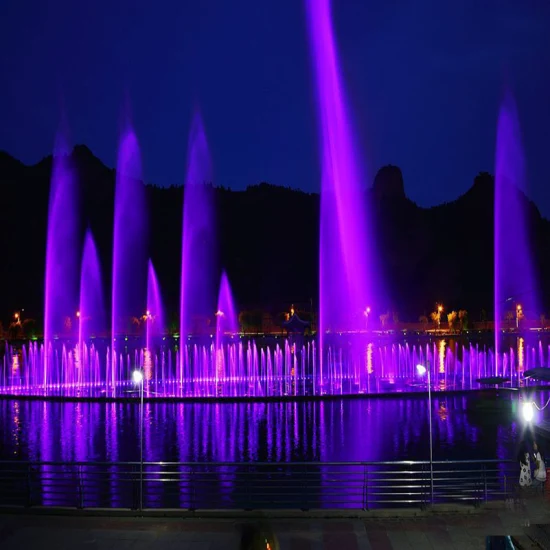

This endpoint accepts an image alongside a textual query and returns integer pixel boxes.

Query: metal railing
[0,459,517,511]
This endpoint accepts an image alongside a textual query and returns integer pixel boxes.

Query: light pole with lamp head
[132,369,144,510]
[417,363,433,505]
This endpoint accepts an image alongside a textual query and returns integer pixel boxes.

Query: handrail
[0,459,515,466]
[0,459,518,512]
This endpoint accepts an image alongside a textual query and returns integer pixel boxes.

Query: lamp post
[132,369,144,510]
[437,305,443,331]
[417,364,433,505]
[516,304,522,330]
[364,307,371,330]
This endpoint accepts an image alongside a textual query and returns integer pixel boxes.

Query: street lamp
[417,363,434,505]
[364,307,371,330]
[132,369,144,510]
[437,305,443,331]
[522,401,534,423]
[516,304,522,330]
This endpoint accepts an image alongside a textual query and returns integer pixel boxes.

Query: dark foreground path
[1,497,550,550]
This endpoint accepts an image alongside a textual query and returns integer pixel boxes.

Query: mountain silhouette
[1,146,549,330]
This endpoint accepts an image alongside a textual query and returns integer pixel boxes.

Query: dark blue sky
[1,0,550,214]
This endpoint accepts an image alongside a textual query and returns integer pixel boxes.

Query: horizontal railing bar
[0,459,515,466]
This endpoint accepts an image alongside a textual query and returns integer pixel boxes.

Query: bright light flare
[132,370,144,384]
[416,364,427,375]
[522,401,534,422]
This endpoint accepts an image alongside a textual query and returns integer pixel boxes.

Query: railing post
[190,467,196,511]
[139,462,144,512]
[363,464,369,510]
[430,461,434,506]
[26,464,33,508]
[77,465,84,509]
[484,464,488,504]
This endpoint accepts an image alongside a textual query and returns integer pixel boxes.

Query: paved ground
[1,496,550,550]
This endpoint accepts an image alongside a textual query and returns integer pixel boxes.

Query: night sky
[1,0,550,214]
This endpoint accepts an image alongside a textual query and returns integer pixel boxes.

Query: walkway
[1,497,549,549]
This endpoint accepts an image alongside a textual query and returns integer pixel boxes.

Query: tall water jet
[494,90,540,369]
[306,0,377,390]
[78,229,105,349]
[111,125,148,381]
[215,271,239,346]
[179,111,216,342]
[146,259,165,351]
[44,131,79,383]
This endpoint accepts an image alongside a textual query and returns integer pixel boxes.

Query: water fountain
[145,259,165,351]
[77,230,105,384]
[494,90,540,372]
[305,0,382,392]
[111,124,148,389]
[44,130,79,385]
[79,230,105,345]
[1,6,548,401]
[179,110,216,340]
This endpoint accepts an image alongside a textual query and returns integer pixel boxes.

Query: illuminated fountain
[1,7,549,400]
[178,110,217,394]
[111,124,148,391]
[145,260,165,352]
[44,130,79,385]
[305,0,382,392]
[2,336,550,398]
[494,90,540,372]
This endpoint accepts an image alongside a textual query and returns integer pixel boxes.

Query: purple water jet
[179,112,216,343]
[78,229,105,348]
[306,0,379,392]
[44,133,79,384]
[494,90,540,368]
[215,271,239,346]
[146,259,165,350]
[111,125,148,381]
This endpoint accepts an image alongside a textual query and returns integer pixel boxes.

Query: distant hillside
[1,146,549,327]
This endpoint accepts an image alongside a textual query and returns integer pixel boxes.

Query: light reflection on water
[0,392,539,464]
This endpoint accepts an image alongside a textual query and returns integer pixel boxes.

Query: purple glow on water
[494,90,540,367]
[179,111,216,342]
[78,230,105,347]
[111,126,148,371]
[0,391,532,507]
[146,259,165,350]
[44,132,79,384]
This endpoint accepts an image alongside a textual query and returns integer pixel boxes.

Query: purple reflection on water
[0,395,523,463]
[0,394,529,508]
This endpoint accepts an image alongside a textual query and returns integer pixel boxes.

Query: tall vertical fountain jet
[494,90,540,369]
[179,111,216,337]
[111,123,148,382]
[305,1,375,338]
[79,229,105,347]
[44,130,79,384]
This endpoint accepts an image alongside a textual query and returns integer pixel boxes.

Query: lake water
[0,390,541,464]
